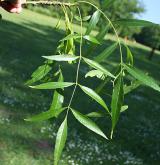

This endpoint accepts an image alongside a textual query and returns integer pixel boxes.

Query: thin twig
[23,1,77,7]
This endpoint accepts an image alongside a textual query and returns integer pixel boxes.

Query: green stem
[78,1,123,70]
[67,7,83,112]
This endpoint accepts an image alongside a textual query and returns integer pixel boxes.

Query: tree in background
[134,25,160,60]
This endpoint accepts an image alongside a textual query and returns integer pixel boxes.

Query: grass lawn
[0,9,160,165]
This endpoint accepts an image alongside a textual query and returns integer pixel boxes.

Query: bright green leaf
[24,108,66,122]
[126,46,134,66]
[60,34,80,42]
[71,109,108,139]
[83,35,100,44]
[30,82,74,89]
[86,112,105,118]
[54,117,67,165]
[85,70,105,80]
[79,85,110,114]
[121,105,128,113]
[86,10,101,35]
[42,55,79,61]
[94,43,118,63]
[83,57,115,78]
[124,64,160,92]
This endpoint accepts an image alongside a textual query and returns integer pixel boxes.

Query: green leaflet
[79,85,110,114]
[126,46,134,66]
[94,42,118,63]
[96,24,110,42]
[25,64,52,85]
[49,72,64,117]
[86,112,105,118]
[29,82,74,90]
[111,74,124,138]
[71,109,108,139]
[83,35,100,44]
[120,105,128,113]
[54,117,68,165]
[75,15,91,22]
[60,34,81,42]
[124,64,160,92]
[85,10,101,35]
[42,55,79,62]
[83,57,115,78]
[114,19,155,27]
[85,69,105,80]
[24,108,66,122]
[124,80,142,94]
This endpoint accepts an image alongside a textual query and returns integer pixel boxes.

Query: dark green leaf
[114,19,155,27]
[24,108,66,122]
[54,117,67,165]
[83,57,115,78]
[42,55,79,61]
[25,64,52,85]
[49,72,64,117]
[79,85,110,114]
[71,109,108,139]
[111,74,124,138]
[30,82,74,89]
[83,35,100,44]
[86,10,101,35]
[124,64,160,92]
[96,24,110,42]
[94,43,118,63]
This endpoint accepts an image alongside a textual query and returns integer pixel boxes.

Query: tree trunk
[148,47,156,60]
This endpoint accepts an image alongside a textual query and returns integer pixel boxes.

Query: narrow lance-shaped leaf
[83,35,100,44]
[85,70,105,80]
[121,105,128,113]
[54,117,68,165]
[29,82,74,90]
[42,55,79,62]
[114,19,155,27]
[111,74,124,138]
[86,112,105,118]
[96,24,110,42]
[79,85,110,114]
[86,10,101,35]
[124,64,160,92]
[24,108,66,122]
[25,64,52,85]
[83,57,115,78]
[49,72,64,117]
[126,46,134,66]
[94,42,118,63]
[124,80,142,95]
[60,34,81,42]
[71,109,108,139]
